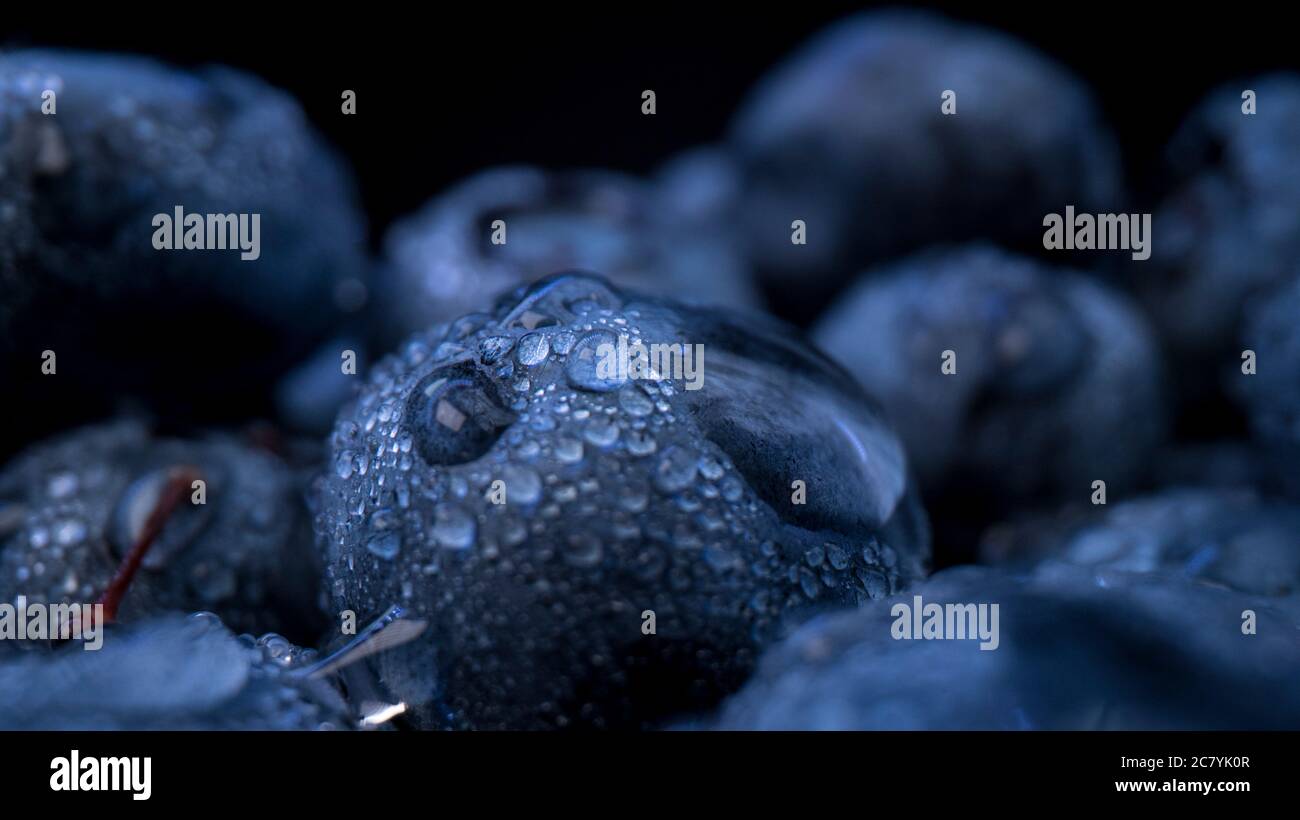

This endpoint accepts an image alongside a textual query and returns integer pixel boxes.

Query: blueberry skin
[0,50,370,435]
[1234,276,1300,496]
[981,488,1300,597]
[710,565,1300,730]
[0,420,325,642]
[371,166,763,353]
[1137,73,1300,405]
[813,245,1166,508]
[317,273,930,729]
[0,613,350,730]
[728,10,1122,318]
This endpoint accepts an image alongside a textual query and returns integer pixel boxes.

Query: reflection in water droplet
[565,330,626,393]
[515,332,551,367]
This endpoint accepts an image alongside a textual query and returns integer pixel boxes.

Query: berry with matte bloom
[371,166,762,353]
[728,10,1122,320]
[813,245,1165,510]
[0,613,350,730]
[981,488,1300,597]
[316,273,930,729]
[1137,74,1300,406]
[709,565,1300,729]
[1233,275,1300,497]
[0,50,370,446]
[0,420,325,642]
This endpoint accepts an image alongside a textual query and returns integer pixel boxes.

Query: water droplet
[335,450,355,479]
[618,389,654,417]
[501,465,542,504]
[626,430,657,457]
[698,457,724,481]
[433,505,477,550]
[515,332,551,367]
[555,437,585,464]
[654,446,698,493]
[583,420,620,448]
[564,533,603,567]
[480,335,515,364]
[565,330,626,393]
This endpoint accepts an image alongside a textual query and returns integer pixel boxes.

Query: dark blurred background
[4,3,1295,250]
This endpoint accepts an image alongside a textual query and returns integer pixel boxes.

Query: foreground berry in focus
[317,273,930,729]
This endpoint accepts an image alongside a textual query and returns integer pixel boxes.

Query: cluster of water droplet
[316,272,929,729]
[0,420,323,641]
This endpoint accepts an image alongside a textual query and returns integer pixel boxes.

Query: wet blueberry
[709,565,1300,729]
[316,272,930,729]
[727,10,1123,320]
[371,166,762,352]
[0,420,325,641]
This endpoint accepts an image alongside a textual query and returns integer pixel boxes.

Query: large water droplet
[565,330,626,393]
[515,332,551,367]
[501,465,542,504]
[409,362,517,466]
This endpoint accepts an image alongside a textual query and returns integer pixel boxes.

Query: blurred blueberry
[981,488,1300,597]
[316,272,929,729]
[0,50,371,449]
[1233,275,1300,496]
[1137,73,1300,408]
[710,565,1300,729]
[728,10,1123,320]
[0,613,349,730]
[371,166,762,353]
[813,245,1166,515]
[0,420,325,642]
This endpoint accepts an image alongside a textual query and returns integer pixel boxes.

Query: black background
[4,3,1297,248]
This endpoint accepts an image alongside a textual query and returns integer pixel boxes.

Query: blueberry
[981,488,1300,597]
[0,613,350,730]
[1137,73,1300,408]
[371,166,763,353]
[0,420,325,641]
[710,565,1300,729]
[316,272,929,729]
[1233,275,1300,496]
[728,10,1122,320]
[813,245,1165,525]
[0,50,370,448]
